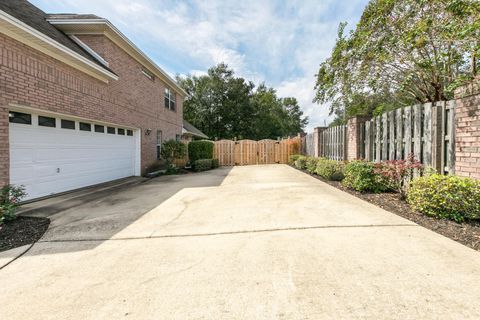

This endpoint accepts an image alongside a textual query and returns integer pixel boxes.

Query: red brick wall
[346,116,370,161]
[454,79,480,179]
[0,32,183,184]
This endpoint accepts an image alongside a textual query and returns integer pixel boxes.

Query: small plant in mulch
[408,174,480,223]
[0,185,27,225]
[374,154,423,199]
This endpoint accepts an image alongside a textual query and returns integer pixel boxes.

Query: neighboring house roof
[182,120,208,139]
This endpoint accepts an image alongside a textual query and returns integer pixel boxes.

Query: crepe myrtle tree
[315,0,480,124]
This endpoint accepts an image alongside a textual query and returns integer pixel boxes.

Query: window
[118,128,125,135]
[107,127,115,134]
[79,122,91,131]
[156,130,162,160]
[176,134,181,142]
[38,116,56,127]
[9,111,31,124]
[164,87,176,111]
[61,119,75,130]
[127,129,133,136]
[142,68,154,81]
[94,125,104,133]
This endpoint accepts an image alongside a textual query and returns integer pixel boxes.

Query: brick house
[0,1,186,200]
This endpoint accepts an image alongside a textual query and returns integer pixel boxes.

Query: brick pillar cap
[455,76,480,99]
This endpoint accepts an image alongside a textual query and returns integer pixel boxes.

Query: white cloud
[32,0,369,131]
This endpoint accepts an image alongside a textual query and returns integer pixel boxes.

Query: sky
[31,0,369,132]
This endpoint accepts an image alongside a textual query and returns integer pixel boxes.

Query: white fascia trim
[48,19,187,96]
[69,35,109,67]
[0,10,118,81]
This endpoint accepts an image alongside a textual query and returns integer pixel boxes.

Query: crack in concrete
[38,223,419,243]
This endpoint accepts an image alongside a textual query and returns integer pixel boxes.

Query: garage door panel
[10,147,34,165]
[10,113,138,200]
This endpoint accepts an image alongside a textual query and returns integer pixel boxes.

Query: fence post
[454,78,480,179]
[314,127,327,157]
[346,116,370,161]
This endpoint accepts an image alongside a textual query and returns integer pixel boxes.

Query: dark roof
[183,120,208,139]
[46,13,103,20]
[0,1,112,72]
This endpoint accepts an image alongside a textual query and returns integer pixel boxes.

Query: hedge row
[193,158,219,172]
[289,154,480,223]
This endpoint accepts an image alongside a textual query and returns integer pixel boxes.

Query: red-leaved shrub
[374,154,423,198]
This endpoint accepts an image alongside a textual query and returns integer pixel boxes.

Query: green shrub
[288,154,301,165]
[407,174,480,222]
[294,156,308,170]
[316,159,345,181]
[0,185,27,224]
[160,140,186,167]
[193,159,213,172]
[188,140,214,163]
[212,159,220,169]
[342,160,388,193]
[306,157,320,173]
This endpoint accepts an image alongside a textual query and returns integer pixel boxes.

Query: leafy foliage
[188,140,214,163]
[193,159,214,172]
[177,63,308,139]
[374,155,423,198]
[407,174,480,222]
[288,154,302,165]
[315,0,480,124]
[306,157,320,174]
[315,159,345,181]
[160,140,187,167]
[0,185,27,224]
[342,160,388,193]
[294,156,308,170]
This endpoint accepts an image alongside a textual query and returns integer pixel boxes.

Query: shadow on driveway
[15,167,232,256]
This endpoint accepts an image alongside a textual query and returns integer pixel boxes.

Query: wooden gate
[258,139,277,164]
[214,137,301,166]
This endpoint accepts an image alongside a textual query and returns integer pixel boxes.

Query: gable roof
[0,1,108,70]
[47,14,187,96]
[183,120,208,139]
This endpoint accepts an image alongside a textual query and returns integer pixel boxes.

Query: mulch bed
[295,167,480,252]
[0,216,50,252]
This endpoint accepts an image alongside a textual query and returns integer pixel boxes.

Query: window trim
[61,119,75,130]
[156,129,162,160]
[38,115,56,128]
[164,87,176,111]
[9,111,32,125]
[79,122,92,131]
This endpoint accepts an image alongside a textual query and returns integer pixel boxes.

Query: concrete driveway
[1,165,480,319]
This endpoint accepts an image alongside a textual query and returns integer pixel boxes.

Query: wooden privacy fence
[214,137,301,166]
[315,100,456,174]
[362,101,455,174]
[318,125,347,161]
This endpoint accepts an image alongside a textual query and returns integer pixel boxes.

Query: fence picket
[404,106,412,159]
[396,108,403,160]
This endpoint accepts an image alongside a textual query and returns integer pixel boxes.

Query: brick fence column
[0,105,9,187]
[454,78,480,180]
[346,116,370,161]
[313,126,327,157]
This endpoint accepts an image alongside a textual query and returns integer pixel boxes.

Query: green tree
[315,0,480,124]
[177,64,308,139]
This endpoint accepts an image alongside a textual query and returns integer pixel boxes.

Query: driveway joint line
[38,223,419,243]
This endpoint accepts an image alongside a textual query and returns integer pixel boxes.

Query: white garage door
[9,110,139,201]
